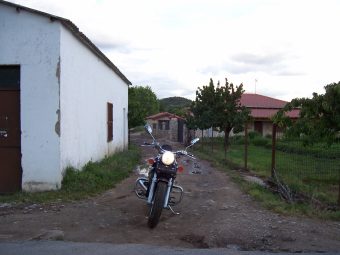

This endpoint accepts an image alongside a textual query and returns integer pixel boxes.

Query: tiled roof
[241,93,300,119]
[240,93,288,108]
[146,112,185,120]
[250,108,300,119]
[0,0,131,86]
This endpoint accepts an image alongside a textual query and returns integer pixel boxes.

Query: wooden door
[254,121,263,136]
[0,66,21,193]
[178,119,184,143]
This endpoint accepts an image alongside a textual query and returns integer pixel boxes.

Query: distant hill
[159,97,192,113]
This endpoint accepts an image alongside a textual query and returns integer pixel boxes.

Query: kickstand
[168,205,180,215]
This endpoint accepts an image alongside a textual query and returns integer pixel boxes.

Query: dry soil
[1,132,340,252]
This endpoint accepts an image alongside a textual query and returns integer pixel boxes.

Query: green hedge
[272,140,340,159]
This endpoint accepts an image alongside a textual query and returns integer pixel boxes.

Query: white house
[0,1,131,192]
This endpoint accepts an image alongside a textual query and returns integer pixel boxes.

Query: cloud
[8,0,340,102]
[231,53,284,66]
[94,40,132,53]
[199,52,304,77]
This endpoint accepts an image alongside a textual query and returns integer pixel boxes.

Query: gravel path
[0,132,340,252]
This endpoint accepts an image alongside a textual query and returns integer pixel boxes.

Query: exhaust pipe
[134,177,148,199]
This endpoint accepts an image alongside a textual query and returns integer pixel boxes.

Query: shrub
[252,137,269,146]
[248,131,261,139]
[265,134,272,139]
[230,135,244,145]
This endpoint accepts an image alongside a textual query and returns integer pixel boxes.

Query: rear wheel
[148,181,167,228]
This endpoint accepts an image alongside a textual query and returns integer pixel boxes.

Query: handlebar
[175,150,196,160]
[141,143,196,159]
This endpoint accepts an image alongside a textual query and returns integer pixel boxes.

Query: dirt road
[1,133,340,252]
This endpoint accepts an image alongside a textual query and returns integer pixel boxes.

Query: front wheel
[148,181,167,228]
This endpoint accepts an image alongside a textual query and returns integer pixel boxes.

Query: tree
[191,79,218,149]
[192,78,250,158]
[274,81,340,145]
[214,78,250,159]
[128,86,159,129]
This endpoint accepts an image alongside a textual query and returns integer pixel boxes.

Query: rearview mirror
[144,124,152,134]
[191,138,199,145]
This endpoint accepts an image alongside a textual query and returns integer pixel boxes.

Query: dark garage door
[0,66,22,193]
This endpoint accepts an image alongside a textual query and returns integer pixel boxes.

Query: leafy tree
[184,112,198,145]
[128,86,159,129]
[192,78,250,158]
[274,81,340,145]
[191,79,218,148]
[214,78,250,159]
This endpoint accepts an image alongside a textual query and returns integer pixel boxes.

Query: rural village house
[156,93,300,141]
[146,112,187,143]
[240,93,299,136]
[0,1,131,192]
[169,93,299,139]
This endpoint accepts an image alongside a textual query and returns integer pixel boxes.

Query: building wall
[146,118,179,142]
[247,121,273,137]
[0,6,62,191]
[59,25,128,172]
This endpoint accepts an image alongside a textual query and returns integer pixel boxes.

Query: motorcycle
[134,124,199,228]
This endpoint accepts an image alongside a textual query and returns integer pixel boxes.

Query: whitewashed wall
[0,4,128,191]
[59,26,128,172]
[0,6,62,191]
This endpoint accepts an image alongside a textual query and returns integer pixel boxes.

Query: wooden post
[244,122,248,170]
[128,128,131,145]
[271,124,277,178]
[338,169,340,207]
[211,127,214,152]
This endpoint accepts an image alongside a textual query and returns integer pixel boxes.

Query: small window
[0,65,20,90]
[165,121,170,130]
[158,120,163,130]
[153,123,157,130]
[158,120,170,130]
[107,102,113,142]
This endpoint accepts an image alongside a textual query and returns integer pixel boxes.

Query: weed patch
[0,145,140,204]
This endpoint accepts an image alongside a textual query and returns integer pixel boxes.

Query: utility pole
[254,79,258,94]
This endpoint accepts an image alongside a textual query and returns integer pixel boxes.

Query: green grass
[0,145,140,204]
[196,139,340,220]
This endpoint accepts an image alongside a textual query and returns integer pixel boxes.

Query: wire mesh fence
[195,126,340,206]
[274,134,340,207]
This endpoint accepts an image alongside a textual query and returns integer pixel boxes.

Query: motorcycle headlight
[161,151,175,165]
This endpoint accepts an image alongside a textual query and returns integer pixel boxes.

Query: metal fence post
[338,169,340,207]
[244,122,248,170]
[271,123,277,178]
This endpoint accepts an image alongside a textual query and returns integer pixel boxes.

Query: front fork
[147,172,157,204]
[147,172,173,209]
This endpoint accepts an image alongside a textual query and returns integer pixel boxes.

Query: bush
[275,140,340,159]
[248,131,261,139]
[265,134,272,139]
[230,135,244,145]
[252,137,269,146]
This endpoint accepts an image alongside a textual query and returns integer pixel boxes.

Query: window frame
[107,102,113,142]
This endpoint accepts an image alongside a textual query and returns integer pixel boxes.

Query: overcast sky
[8,0,340,101]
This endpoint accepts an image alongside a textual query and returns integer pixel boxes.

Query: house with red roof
[146,93,299,142]
[146,112,186,143]
[240,93,300,136]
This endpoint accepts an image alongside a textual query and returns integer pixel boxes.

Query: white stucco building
[0,1,131,192]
